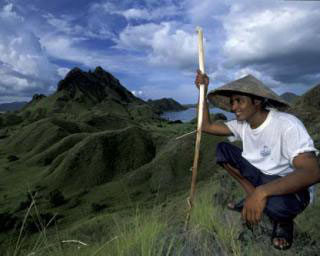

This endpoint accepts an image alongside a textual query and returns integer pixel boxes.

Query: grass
[7,201,183,256]
[3,176,320,256]
[106,207,181,256]
[188,180,242,256]
[0,176,238,255]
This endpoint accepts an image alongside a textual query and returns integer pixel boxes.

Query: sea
[161,107,235,122]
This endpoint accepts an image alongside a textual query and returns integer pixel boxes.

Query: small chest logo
[260,145,271,157]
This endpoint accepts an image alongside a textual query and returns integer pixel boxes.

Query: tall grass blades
[189,184,242,256]
[105,207,183,256]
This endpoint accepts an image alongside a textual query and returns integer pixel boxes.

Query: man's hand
[195,69,209,90]
[242,187,268,225]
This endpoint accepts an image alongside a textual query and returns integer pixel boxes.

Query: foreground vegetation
[2,173,320,256]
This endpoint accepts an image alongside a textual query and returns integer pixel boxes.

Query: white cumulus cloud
[0,3,59,103]
[222,3,320,64]
[117,22,198,70]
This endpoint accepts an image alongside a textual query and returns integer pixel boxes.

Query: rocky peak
[32,94,46,101]
[56,66,142,104]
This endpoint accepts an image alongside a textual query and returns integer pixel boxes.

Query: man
[195,71,320,250]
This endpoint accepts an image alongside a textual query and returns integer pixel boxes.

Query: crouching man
[195,71,320,250]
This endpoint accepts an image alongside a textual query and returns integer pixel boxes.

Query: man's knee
[216,142,231,154]
[265,195,307,221]
[216,142,233,163]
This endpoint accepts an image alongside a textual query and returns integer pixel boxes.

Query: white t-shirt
[225,108,318,200]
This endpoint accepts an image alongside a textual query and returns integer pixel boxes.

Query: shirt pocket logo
[260,145,271,157]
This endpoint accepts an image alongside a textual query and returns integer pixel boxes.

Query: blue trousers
[216,142,310,221]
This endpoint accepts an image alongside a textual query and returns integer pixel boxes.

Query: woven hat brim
[207,75,291,112]
[207,90,290,112]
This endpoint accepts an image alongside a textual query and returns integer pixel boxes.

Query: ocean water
[161,107,235,122]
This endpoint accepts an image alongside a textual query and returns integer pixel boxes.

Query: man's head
[230,93,266,122]
[207,75,290,113]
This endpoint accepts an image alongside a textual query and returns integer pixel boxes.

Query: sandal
[271,220,294,250]
[227,199,245,212]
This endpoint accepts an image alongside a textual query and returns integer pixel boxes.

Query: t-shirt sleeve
[282,124,319,166]
[225,120,243,142]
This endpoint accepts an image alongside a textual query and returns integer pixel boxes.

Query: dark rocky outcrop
[57,67,143,105]
[32,94,46,101]
[18,66,157,122]
[147,98,187,114]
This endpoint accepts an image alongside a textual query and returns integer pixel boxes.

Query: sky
[0,0,320,104]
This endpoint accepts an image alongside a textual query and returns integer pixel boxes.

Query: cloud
[116,22,198,70]
[40,33,149,75]
[95,1,181,21]
[221,2,320,84]
[121,8,150,20]
[0,3,59,103]
[57,67,70,78]
[44,13,84,35]
[131,90,147,100]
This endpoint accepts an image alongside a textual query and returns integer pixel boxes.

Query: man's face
[230,94,257,121]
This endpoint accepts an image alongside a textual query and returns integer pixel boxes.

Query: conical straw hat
[207,74,290,112]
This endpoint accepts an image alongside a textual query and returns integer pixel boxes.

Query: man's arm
[259,152,320,196]
[243,152,320,224]
[195,70,233,136]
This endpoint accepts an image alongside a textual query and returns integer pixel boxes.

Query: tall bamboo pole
[185,26,206,230]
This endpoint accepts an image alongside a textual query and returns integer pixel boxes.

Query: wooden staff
[185,26,206,230]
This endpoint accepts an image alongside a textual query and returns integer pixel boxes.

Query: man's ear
[253,99,264,110]
[253,99,262,106]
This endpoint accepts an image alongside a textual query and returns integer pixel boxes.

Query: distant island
[147,98,187,114]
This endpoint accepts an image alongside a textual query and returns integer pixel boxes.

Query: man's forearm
[258,167,320,198]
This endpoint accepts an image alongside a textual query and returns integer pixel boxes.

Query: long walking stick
[185,27,206,230]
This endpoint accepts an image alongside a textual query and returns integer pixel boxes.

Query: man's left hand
[241,187,267,225]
